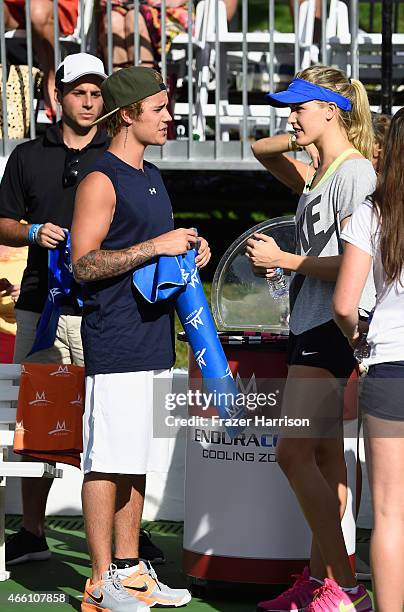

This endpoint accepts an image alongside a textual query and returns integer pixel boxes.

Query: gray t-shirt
[289,158,377,335]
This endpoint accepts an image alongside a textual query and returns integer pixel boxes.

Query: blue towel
[133,250,246,437]
[29,233,81,356]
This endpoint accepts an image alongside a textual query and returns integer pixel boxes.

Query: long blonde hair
[297,65,374,160]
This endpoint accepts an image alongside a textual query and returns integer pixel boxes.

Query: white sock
[310,576,324,585]
[341,585,360,594]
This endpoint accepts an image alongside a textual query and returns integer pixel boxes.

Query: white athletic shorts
[82,369,172,474]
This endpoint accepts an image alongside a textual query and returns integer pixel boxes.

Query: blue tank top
[81,151,175,375]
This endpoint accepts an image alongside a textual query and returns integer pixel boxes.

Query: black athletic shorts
[360,361,404,422]
[287,320,356,380]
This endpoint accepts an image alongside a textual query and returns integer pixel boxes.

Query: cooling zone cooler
[181,217,358,585]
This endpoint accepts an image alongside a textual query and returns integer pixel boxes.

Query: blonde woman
[247,66,376,611]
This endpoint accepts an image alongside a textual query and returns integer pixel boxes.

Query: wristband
[33,224,42,244]
[28,223,43,245]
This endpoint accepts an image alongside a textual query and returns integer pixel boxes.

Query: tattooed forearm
[73,240,156,282]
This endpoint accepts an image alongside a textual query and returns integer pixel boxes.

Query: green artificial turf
[1,518,373,612]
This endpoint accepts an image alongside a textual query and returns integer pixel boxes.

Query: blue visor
[266,78,352,111]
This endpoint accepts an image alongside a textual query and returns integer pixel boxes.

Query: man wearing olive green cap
[93,65,169,125]
[70,67,211,612]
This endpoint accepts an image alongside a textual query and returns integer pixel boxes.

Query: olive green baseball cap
[92,66,167,125]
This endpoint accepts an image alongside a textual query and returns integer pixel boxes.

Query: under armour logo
[149,188,157,195]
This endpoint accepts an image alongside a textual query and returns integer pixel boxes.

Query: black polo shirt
[0,123,110,314]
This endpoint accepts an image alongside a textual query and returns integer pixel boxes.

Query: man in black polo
[0,52,108,565]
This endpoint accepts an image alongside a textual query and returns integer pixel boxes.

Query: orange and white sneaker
[82,564,150,612]
[118,560,191,608]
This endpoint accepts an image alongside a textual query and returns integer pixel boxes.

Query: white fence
[0,0,403,168]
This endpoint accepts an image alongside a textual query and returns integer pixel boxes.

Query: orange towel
[14,363,84,468]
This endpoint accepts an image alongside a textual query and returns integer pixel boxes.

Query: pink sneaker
[257,567,319,611]
[305,578,374,611]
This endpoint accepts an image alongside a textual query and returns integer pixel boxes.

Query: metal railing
[0,0,396,169]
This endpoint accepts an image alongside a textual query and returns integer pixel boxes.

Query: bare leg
[289,0,321,43]
[125,10,155,66]
[4,4,20,29]
[277,365,355,587]
[309,436,348,580]
[30,0,57,116]
[355,443,363,518]
[82,473,117,583]
[289,0,321,20]
[100,9,129,69]
[21,467,53,537]
[114,474,146,559]
[365,416,404,612]
[223,0,238,22]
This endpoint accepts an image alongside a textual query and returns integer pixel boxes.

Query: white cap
[56,53,107,85]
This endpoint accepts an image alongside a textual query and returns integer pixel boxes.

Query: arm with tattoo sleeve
[73,240,156,282]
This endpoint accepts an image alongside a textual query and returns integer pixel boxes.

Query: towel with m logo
[13,363,84,468]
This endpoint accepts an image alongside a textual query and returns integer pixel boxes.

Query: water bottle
[190,227,200,251]
[267,267,288,300]
[353,309,374,363]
